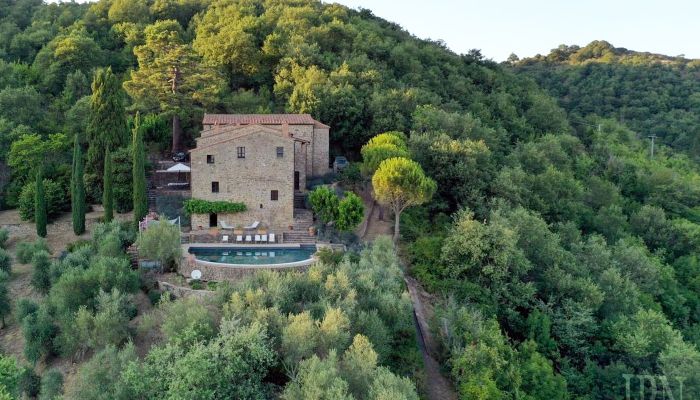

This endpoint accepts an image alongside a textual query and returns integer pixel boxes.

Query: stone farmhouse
[189,114,330,232]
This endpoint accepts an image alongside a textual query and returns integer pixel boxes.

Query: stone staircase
[282,209,316,244]
[293,192,306,209]
[147,188,157,212]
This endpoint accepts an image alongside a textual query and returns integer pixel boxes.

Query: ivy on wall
[183,198,247,215]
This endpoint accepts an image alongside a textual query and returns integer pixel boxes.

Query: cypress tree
[86,67,128,180]
[71,133,86,235]
[132,112,148,225]
[103,148,114,222]
[35,170,47,238]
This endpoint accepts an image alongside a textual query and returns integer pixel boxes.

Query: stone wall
[312,127,330,176]
[158,281,214,300]
[179,254,311,281]
[191,130,295,231]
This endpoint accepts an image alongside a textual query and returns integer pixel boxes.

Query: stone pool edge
[179,243,318,281]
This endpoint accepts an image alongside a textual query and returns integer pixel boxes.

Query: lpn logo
[623,374,685,400]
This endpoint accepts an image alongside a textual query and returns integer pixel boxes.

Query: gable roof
[190,124,302,153]
[203,114,330,129]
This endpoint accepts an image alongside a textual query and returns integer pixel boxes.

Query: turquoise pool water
[188,246,316,265]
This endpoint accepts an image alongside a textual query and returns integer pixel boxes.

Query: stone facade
[190,115,330,231]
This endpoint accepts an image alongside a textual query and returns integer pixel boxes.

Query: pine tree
[35,170,47,238]
[103,148,114,223]
[123,20,224,153]
[71,133,86,235]
[86,67,128,180]
[132,113,148,225]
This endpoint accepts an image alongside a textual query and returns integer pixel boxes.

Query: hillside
[0,1,700,400]
[513,40,700,156]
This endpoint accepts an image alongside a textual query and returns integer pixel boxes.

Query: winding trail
[357,190,458,400]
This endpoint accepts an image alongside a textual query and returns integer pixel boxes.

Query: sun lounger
[268,233,275,243]
[245,235,252,243]
[236,235,243,243]
[261,234,268,243]
[222,235,229,242]
[254,234,261,243]
[220,221,235,230]
[245,221,260,230]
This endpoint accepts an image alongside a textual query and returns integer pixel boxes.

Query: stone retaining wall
[158,281,214,300]
[179,254,311,281]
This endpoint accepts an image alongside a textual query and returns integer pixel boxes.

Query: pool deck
[182,243,308,250]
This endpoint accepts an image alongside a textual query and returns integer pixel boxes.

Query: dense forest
[514,40,700,157]
[0,0,699,399]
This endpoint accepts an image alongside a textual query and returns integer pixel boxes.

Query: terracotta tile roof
[203,114,330,129]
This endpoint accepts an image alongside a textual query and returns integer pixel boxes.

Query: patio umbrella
[166,163,190,182]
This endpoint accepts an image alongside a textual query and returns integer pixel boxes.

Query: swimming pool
[188,246,316,266]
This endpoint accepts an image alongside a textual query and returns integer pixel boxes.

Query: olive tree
[136,218,181,270]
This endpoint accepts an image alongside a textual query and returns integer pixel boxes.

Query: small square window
[271,190,278,201]
[276,147,284,158]
[211,181,219,193]
[237,147,245,158]
[206,155,215,164]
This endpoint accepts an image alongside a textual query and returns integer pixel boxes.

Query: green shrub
[339,162,363,190]
[0,229,8,249]
[0,249,11,274]
[190,280,204,290]
[31,251,52,294]
[66,239,91,253]
[136,219,181,270]
[309,186,339,224]
[160,296,215,346]
[15,299,38,322]
[336,192,364,231]
[21,304,57,364]
[0,353,20,398]
[18,367,40,398]
[183,198,247,215]
[147,289,162,305]
[38,369,63,400]
[18,179,69,221]
[317,248,345,265]
[15,239,49,264]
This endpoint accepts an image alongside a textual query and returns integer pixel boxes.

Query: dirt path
[355,189,457,399]
[356,187,392,242]
[405,275,458,400]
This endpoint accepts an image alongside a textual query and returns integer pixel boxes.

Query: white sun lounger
[220,221,235,229]
[236,235,243,243]
[245,221,260,230]
[268,233,275,243]
[222,235,229,242]
[261,234,267,243]
[254,234,261,243]
[245,235,252,243]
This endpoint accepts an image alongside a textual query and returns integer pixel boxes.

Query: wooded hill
[513,40,700,157]
[1,1,700,399]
